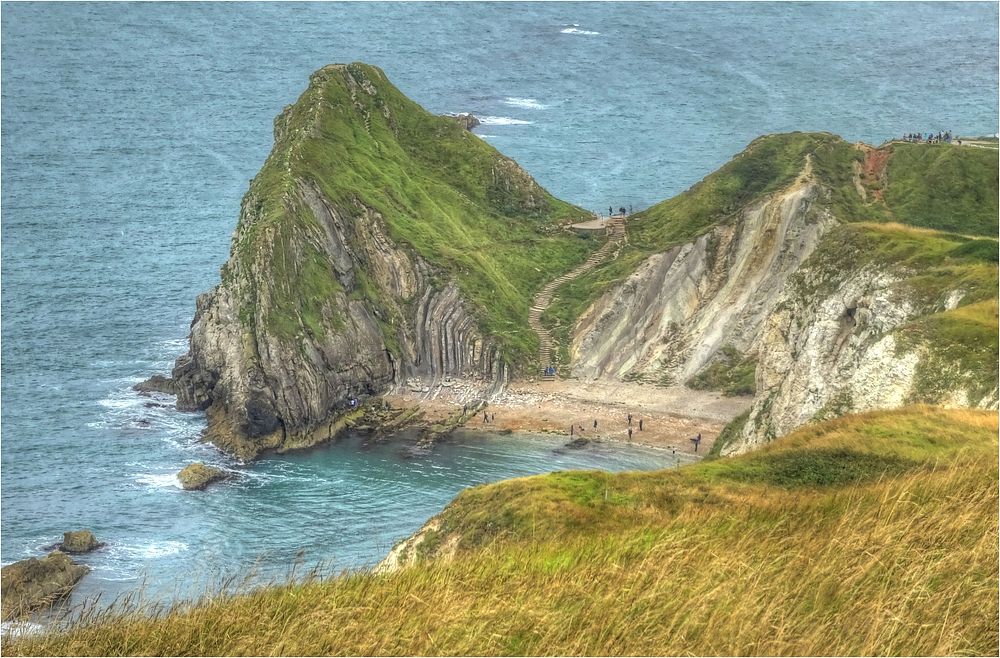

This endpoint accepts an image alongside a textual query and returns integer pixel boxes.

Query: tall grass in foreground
[6,407,997,656]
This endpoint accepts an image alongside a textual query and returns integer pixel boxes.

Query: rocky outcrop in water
[169,198,508,460]
[133,375,176,396]
[446,113,480,131]
[59,530,102,554]
[177,463,229,490]
[1,552,89,620]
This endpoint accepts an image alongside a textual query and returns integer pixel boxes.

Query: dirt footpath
[385,379,751,456]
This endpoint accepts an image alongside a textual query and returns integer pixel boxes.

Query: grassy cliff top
[229,63,592,364]
[7,406,996,656]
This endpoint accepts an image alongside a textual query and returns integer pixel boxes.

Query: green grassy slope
[8,407,996,656]
[884,143,999,235]
[231,63,592,365]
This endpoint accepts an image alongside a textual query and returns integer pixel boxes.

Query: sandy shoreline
[386,378,751,457]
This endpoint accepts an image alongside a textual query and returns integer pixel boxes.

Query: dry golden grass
[859,220,1000,243]
[5,407,997,656]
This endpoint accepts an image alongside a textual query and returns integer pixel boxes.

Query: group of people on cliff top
[603,205,632,218]
[900,131,953,144]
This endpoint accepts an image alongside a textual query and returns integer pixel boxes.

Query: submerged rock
[177,463,229,491]
[59,530,102,554]
[133,374,176,395]
[1,551,89,620]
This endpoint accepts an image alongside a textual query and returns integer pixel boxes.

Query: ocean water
[2,2,997,613]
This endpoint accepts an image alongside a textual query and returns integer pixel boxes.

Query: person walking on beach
[483,411,488,424]
[628,427,633,441]
[639,419,643,431]
[491,413,495,422]
[627,413,632,426]
[593,419,598,429]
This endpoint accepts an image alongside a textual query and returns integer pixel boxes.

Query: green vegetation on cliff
[884,142,999,235]
[688,345,757,396]
[230,63,591,365]
[899,299,998,405]
[9,407,996,656]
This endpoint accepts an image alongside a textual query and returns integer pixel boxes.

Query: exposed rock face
[572,158,830,385]
[375,518,460,574]
[172,193,509,459]
[59,530,101,554]
[1,552,89,620]
[568,145,996,453]
[166,64,519,460]
[133,375,176,395]
[727,252,997,455]
[446,113,480,130]
[177,462,229,491]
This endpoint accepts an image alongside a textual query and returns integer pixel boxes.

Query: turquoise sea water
[2,2,998,612]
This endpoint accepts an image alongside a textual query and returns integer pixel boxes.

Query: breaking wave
[503,97,548,110]
[561,26,600,35]
[478,116,532,126]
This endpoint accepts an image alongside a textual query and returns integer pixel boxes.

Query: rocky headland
[145,63,591,460]
[142,62,997,462]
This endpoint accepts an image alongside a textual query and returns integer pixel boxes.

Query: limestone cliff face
[571,158,830,385]
[726,236,998,455]
[172,184,508,460]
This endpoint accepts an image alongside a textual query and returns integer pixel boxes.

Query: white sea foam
[91,572,141,582]
[503,97,548,110]
[478,116,532,126]
[123,540,189,559]
[134,472,183,489]
[561,27,600,35]
[99,395,143,410]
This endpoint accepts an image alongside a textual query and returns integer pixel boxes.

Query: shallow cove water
[2,3,998,615]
